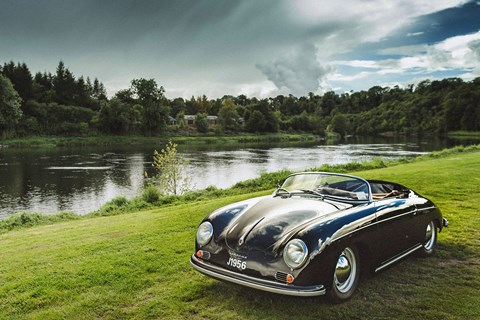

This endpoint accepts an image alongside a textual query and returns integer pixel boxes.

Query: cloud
[468,39,480,60]
[333,31,480,84]
[407,32,425,37]
[0,0,475,98]
[256,44,334,96]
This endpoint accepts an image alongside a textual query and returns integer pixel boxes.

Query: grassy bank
[448,131,480,139]
[0,148,479,319]
[0,133,320,148]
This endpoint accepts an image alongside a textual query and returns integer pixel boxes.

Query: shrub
[142,185,162,204]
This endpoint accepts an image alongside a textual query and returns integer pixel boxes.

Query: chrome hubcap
[334,247,356,293]
[424,221,436,250]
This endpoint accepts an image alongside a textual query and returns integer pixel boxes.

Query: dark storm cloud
[0,0,477,97]
[0,0,314,96]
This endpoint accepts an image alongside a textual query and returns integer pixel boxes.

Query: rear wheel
[328,246,360,303]
[419,220,437,257]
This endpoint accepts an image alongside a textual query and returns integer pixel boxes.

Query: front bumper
[190,254,326,297]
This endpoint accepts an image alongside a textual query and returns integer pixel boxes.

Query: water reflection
[0,136,472,218]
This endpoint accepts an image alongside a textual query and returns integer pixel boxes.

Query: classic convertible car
[190,172,448,302]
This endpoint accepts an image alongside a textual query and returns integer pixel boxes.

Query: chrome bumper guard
[190,255,326,297]
[443,218,449,228]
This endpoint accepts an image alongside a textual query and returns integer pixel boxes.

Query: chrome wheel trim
[334,247,357,294]
[424,221,436,251]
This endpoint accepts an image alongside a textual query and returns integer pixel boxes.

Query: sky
[1,0,480,99]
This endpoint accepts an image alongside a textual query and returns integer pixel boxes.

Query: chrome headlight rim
[283,239,308,270]
[196,221,213,246]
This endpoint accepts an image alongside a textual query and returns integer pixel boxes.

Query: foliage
[217,98,241,132]
[245,110,266,132]
[149,140,193,195]
[194,112,209,133]
[0,73,22,137]
[141,184,162,204]
[0,211,78,233]
[1,59,480,139]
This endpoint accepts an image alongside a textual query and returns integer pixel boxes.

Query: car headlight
[196,221,213,246]
[283,239,308,269]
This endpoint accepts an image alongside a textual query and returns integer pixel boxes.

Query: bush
[142,185,162,204]
[0,211,78,233]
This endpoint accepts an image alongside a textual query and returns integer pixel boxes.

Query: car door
[373,197,418,264]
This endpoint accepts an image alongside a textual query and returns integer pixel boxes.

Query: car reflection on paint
[190,172,448,302]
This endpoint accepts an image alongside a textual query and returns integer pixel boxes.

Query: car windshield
[280,173,370,202]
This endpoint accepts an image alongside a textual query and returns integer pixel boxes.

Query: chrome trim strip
[416,206,436,212]
[376,210,417,223]
[190,255,326,297]
[238,217,264,246]
[375,244,423,273]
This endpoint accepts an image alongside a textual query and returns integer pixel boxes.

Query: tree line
[1,60,479,139]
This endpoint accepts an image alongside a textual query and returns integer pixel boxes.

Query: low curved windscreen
[280,173,370,202]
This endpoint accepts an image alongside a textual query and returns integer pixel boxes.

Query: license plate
[227,256,247,270]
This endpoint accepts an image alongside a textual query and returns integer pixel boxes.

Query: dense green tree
[142,100,170,135]
[170,98,186,117]
[53,61,76,105]
[328,113,350,137]
[195,113,209,133]
[1,61,34,102]
[97,98,142,134]
[2,58,480,137]
[245,110,266,132]
[92,78,107,100]
[0,74,23,138]
[130,78,164,103]
[32,72,55,103]
[218,99,241,131]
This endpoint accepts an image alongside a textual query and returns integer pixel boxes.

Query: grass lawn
[0,151,479,319]
[0,133,319,148]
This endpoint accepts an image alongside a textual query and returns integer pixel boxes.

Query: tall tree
[218,98,240,131]
[0,74,23,138]
[1,61,34,102]
[53,61,76,105]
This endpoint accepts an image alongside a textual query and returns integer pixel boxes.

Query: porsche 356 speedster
[190,172,448,302]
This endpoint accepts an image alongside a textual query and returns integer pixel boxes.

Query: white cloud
[287,0,467,48]
[256,44,334,96]
[333,31,480,83]
[407,32,425,37]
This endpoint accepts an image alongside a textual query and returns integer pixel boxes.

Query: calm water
[0,136,467,218]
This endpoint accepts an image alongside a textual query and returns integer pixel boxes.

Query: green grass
[1,151,480,319]
[0,133,319,148]
[448,131,480,140]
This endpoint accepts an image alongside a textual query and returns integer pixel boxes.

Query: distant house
[207,116,218,126]
[184,114,218,126]
[184,115,196,125]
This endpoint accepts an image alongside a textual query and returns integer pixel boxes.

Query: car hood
[219,196,341,253]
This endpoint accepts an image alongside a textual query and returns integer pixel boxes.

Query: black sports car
[190,172,448,302]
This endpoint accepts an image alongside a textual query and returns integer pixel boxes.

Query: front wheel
[418,220,437,257]
[327,246,360,303]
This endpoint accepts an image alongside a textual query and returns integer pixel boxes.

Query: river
[0,136,470,218]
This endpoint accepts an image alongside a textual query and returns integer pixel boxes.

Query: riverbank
[448,130,480,139]
[1,144,478,232]
[0,146,479,319]
[0,133,321,148]
[2,130,480,149]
